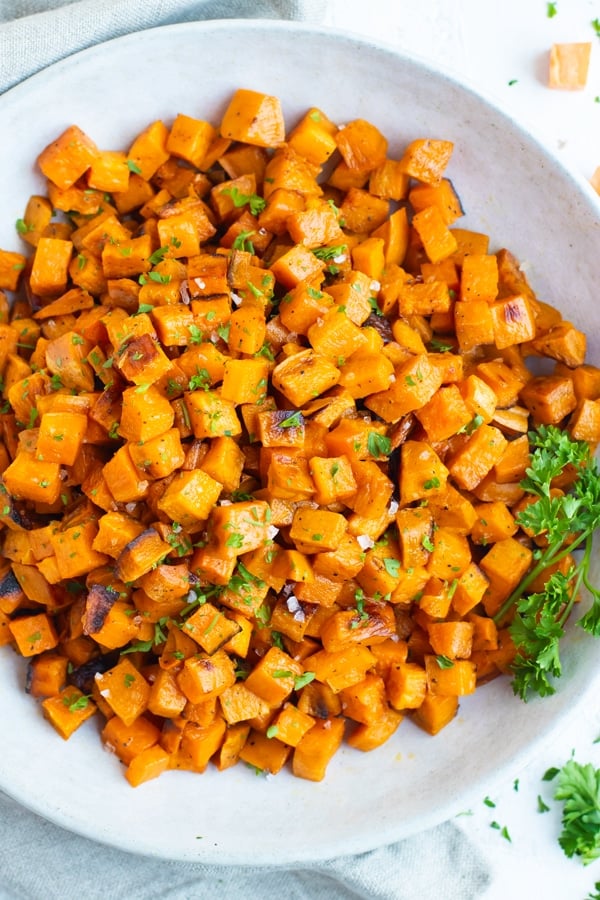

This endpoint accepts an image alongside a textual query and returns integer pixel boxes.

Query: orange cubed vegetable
[398,139,454,186]
[292,717,345,782]
[157,468,223,528]
[548,42,591,90]
[125,744,171,787]
[36,411,87,465]
[8,612,59,657]
[37,125,100,190]
[41,688,97,739]
[220,89,285,147]
[30,237,73,297]
[95,658,150,726]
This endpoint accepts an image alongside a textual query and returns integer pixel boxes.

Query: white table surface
[324,1,600,898]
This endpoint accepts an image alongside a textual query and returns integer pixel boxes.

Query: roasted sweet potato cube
[176,650,236,704]
[220,89,285,148]
[489,295,536,349]
[411,692,458,735]
[218,683,271,725]
[520,374,577,425]
[157,469,223,527]
[292,717,345,781]
[548,42,591,89]
[425,655,477,696]
[8,612,59,658]
[37,125,100,190]
[398,139,454,186]
[272,349,340,407]
[102,714,160,765]
[95,658,150,726]
[446,424,508,492]
[30,237,73,297]
[115,528,171,582]
[42,687,97,739]
[167,113,216,168]
[289,507,348,554]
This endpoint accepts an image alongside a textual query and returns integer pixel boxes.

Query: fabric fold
[0,0,325,94]
[0,791,490,900]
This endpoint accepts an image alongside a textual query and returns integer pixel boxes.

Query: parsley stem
[494,529,593,625]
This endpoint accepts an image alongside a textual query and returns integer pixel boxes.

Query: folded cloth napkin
[0,792,490,900]
[0,2,490,898]
[0,0,324,93]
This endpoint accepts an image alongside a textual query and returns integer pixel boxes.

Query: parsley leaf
[383,558,401,578]
[279,411,303,429]
[554,760,600,864]
[367,432,391,458]
[312,244,347,261]
[222,186,266,216]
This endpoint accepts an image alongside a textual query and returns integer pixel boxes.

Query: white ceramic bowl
[0,19,599,866]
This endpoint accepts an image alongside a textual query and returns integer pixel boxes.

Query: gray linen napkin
[0,0,324,93]
[0,792,490,900]
[0,2,491,898]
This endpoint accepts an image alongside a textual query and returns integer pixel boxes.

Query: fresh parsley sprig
[493,425,600,700]
[553,760,600,865]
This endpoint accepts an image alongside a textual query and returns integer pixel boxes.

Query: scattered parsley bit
[279,411,303,428]
[141,271,171,285]
[429,338,454,352]
[489,822,512,842]
[232,229,255,253]
[188,369,211,391]
[547,2,557,18]
[436,655,454,669]
[294,672,316,690]
[121,639,154,655]
[63,693,91,712]
[312,244,347,261]
[383,557,401,578]
[148,246,169,265]
[135,303,155,316]
[367,432,391,458]
[222,186,266,215]
[127,159,142,174]
[423,477,440,491]
[15,218,33,235]
[217,323,230,343]
[537,794,551,813]
[457,414,484,435]
[421,534,435,553]
[508,79,518,86]
[483,795,496,808]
